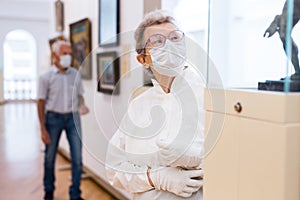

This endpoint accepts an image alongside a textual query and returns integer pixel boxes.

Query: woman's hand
[150,167,203,197]
[157,139,202,168]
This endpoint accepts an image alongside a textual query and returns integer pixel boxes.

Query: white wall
[53,0,145,198]
[0,0,51,102]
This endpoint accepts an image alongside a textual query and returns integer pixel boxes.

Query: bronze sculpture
[264,0,300,80]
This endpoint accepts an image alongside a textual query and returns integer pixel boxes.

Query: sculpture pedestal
[258,80,300,92]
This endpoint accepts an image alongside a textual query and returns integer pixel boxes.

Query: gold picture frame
[69,18,92,79]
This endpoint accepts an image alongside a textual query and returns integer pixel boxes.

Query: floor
[0,101,117,200]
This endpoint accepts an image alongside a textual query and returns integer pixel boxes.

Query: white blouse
[105,67,205,199]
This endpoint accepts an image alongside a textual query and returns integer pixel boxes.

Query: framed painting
[98,0,120,46]
[69,18,92,79]
[55,0,64,32]
[97,52,120,94]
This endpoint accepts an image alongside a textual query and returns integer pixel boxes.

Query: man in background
[37,40,89,200]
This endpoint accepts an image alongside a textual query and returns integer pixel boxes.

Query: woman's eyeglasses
[144,30,185,49]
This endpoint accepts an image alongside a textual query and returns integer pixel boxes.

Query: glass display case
[206,0,300,92]
[203,1,300,200]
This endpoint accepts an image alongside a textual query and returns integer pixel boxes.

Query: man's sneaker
[44,191,54,200]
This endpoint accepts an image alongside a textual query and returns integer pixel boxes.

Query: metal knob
[234,102,242,113]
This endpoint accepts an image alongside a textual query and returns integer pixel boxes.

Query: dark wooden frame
[69,18,92,79]
[97,52,120,94]
[98,0,120,46]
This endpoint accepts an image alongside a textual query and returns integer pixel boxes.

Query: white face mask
[59,55,72,68]
[149,39,187,76]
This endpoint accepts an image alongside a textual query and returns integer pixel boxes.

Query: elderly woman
[105,10,205,200]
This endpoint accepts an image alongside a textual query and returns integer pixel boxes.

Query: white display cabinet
[203,88,300,200]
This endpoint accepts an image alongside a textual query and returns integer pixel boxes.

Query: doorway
[3,29,37,100]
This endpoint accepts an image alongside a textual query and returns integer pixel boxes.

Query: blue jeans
[44,111,82,199]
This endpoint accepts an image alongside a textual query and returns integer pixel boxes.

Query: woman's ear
[136,54,145,65]
[137,54,151,69]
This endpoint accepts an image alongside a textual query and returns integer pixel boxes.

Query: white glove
[149,167,203,198]
[157,139,202,168]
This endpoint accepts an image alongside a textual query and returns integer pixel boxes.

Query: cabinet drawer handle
[234,102,242,113]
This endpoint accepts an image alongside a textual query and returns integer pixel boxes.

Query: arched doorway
[3,29,37,100]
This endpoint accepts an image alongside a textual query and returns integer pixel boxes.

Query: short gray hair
[52,40,71,54]
[134,10,178,54]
